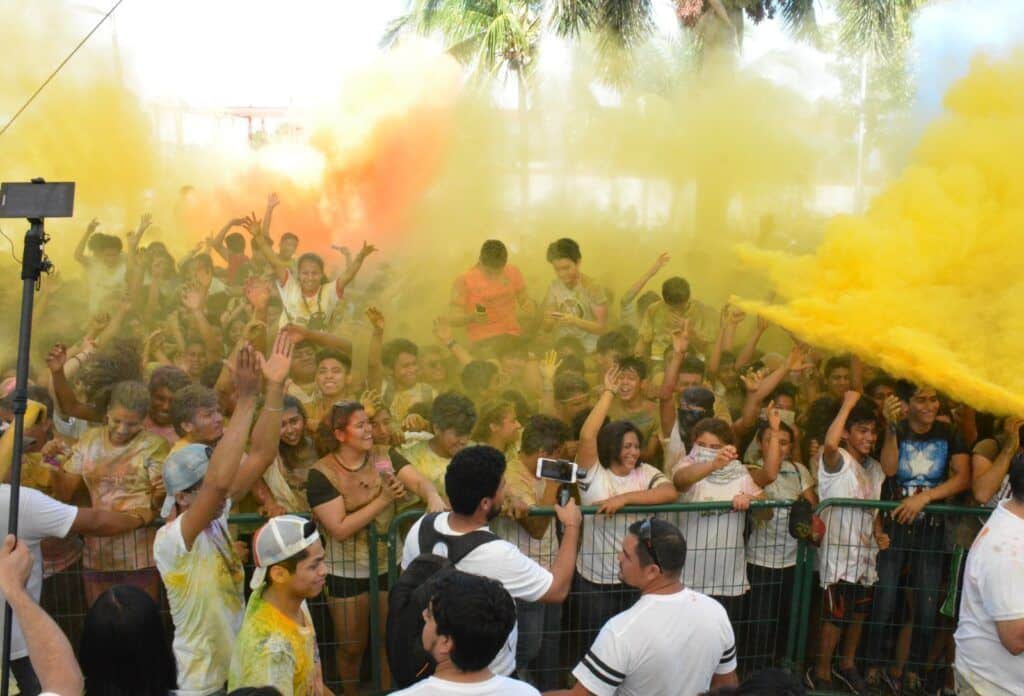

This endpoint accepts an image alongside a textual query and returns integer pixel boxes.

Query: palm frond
[597,0,655,48]
[777,0,818,44]
[379,12,414,49]
[836,0,921,63]
[548,0,599,38]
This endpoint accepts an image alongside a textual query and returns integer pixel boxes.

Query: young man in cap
[229,514,329,696]
[154,336,292,696]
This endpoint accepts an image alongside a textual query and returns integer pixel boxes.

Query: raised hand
[603,365,623,393]
[366,306,385,333]
[766,400,781,431]
[267,192,280,211]
[86,218,101,235]
[46,344,68,373]
[234,343,262,398]
[356,241,377,260]
[1004,416,1024,447]
[882,394,905,425]
[650,252,670,273]
[786,343,814,372]
[540,350,562,383]
[261,332,294,384]
[843,390,862,409]
[740,367,769,394]
[713,445,738,470]
[756,314,770,333]
[281,323,307,345]
[432,317,453,345]
[244,277,272,310]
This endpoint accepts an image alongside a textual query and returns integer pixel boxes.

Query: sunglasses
[639,517,661,569]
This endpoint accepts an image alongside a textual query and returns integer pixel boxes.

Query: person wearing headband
[229,515,328,696]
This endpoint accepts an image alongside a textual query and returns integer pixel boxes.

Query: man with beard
[400,446,582,677]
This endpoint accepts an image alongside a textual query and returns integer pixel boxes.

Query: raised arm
[709,305,743,377]
[659,326,689,438]
[365,306,385,391]
[734,343,809,440]
[210,217,245,262]
[620,252,669,309]
[972,418,1023,504]
[538,350,561,417]
[179,345,261,549]
[230,333,294,499]
[577,367,620,471]
[180,282,222,357]
[283,324,353,357]
[46,344,103,422]
[749,400,783,487]
[74,217,99,266]
[250,222,290,285]
[335,241,376,294]
[735,314,769,370]
[879,395,903,478]
[261,192,279,240]
[0,536,84,696]
[822,390,863,474]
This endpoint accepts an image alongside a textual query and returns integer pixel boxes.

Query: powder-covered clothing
[65,426,167,570]
[229,588,318,696]
[542,274,608,352]
[154,505,245,696]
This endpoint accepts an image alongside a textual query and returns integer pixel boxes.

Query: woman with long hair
[308,400,443,695]
[80,585,177,696]
[573,366,677,653]
[252,395,318,516]
[53,381,168,605]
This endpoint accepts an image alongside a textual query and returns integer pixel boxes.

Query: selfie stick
[0,180,68,696]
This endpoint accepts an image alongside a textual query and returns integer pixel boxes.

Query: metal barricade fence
[792,499,991,696]
[31,500,991,695]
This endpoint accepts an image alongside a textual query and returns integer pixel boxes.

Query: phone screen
[536,458,577,484]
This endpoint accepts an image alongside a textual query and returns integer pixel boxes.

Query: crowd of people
[0,192,1021,696]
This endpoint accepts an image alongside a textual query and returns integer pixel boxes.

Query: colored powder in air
[734,53,1024,415]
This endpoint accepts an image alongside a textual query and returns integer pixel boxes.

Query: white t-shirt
[747,460,814,569]
[154,504,246,696]
[576,463,669,584]
[673,459,761,596]
[276,270,342,329]
[573,588,737,696]
[0,486,77,659]
[954,501,1024,694]
[816,449,885,588]
[391,674,540,695]
[401,513,554,677]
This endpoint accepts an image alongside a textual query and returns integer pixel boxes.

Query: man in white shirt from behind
[547,518,739,696]
[391,570,540,695]
[954,454,1024,695]
[401,445,582,677]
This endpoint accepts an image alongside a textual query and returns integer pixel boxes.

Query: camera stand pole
[1,218,51,696]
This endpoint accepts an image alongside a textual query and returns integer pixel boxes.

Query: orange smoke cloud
[180,44,462,254]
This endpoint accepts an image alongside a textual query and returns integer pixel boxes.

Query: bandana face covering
[689,443,745,485]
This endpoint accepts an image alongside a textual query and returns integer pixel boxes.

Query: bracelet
[263,405,283,412]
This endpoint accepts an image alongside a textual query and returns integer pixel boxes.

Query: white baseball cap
[250,515,320,590]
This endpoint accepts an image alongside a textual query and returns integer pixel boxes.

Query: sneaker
[807,667,836,692]
[879,671,901,696]
[833,665,869,695]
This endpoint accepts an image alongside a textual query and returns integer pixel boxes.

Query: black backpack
[386,512,500,688]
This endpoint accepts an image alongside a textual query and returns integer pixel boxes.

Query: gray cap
[160,443,212,519]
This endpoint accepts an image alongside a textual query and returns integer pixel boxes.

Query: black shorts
[824,581,873,623]
[326,574,390,599]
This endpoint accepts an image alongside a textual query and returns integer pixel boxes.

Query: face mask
[689,444,718,464]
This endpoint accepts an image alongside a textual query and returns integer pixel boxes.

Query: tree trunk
[516,65,529,224]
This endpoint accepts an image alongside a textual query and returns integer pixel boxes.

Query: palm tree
[383,1,543,211]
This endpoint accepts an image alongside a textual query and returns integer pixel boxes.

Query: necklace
[333,452,369,474]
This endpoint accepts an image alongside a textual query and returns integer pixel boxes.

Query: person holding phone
[450,240,533,347]
[309,400,443,695]
[491,415,571,689]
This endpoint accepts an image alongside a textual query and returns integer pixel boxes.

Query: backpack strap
[416,513,499,566]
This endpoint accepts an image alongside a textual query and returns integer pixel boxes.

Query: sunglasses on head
[639,517,661,569]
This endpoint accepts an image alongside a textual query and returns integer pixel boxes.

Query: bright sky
[66,0,1021,114]
[70,0,841,110]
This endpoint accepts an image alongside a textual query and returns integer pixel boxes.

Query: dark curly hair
[77,338,143,415]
